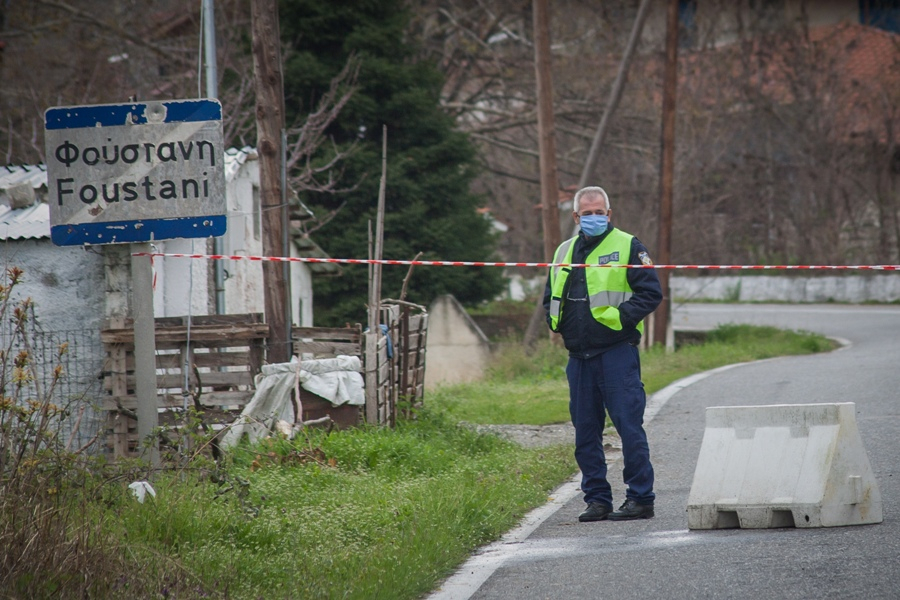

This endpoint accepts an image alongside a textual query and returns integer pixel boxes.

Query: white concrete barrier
[687,403,883,529]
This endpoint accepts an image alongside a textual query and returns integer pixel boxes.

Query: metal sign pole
[132,242,159,466]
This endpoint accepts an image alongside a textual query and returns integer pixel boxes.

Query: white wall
[219,154,313,326]
[222,156,264,318]
[152,237,212,318]
[290,247,314,327]
[498,273,900,304]
[139,151,314,325]
[1,238,107,331]
[0,238,107,450]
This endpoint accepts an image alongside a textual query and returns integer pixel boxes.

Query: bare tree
[409,0,900,270]
[668,21,900,266]
[0,0,361,202]
[1,0,208,163]
[409,2,648,266]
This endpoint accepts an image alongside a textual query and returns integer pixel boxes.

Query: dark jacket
[542,226,663,358]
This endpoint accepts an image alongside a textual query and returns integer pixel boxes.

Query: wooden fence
[101,314,267,457]
[362,302,429,427]
[101,302,427,457]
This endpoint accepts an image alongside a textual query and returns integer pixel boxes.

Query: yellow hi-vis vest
[548,229,643,333]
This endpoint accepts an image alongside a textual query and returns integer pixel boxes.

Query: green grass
[103,411,574,600]
[641,324,835,395]
[433,324,836,426]
[431,379,570,425]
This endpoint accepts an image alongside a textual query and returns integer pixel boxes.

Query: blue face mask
[579,214,608,237]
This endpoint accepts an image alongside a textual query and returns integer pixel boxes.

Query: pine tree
[279,0,504,326]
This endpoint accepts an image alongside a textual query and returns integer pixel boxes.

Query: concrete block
[687,402,882,529]
[4,182,36,208]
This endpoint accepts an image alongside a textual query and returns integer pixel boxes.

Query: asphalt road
[429,304,900,600]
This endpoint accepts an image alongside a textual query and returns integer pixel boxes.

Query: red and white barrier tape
[132,252,900,271]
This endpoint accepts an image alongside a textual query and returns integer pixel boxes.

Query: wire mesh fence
[0,321,105,452]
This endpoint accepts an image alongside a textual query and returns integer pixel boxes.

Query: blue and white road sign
[45,99,227,246]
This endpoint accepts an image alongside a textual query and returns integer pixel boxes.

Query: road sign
[45,99,227,246]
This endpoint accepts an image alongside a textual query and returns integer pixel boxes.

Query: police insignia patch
[597,252,620,265]
[639,251,653,266]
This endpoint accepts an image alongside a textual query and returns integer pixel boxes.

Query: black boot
[608,499,654,521]
[578,502,613,522]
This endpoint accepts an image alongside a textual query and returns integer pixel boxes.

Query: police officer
[543,186,662,522]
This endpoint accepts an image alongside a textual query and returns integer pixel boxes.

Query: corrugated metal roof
[0,202,51,241]
[0,164,48,191]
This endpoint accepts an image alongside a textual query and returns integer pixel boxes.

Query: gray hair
[573,186,610,213]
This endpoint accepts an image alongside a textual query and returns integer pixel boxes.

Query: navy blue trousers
[567,342,655,507]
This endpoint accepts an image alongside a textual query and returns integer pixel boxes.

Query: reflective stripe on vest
[589,289,632,309]
[548,229,642,333]
[551,237,576,283]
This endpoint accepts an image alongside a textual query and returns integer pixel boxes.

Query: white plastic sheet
[128,481,157,503]
[221,356,364,449]
[297,356,365,407]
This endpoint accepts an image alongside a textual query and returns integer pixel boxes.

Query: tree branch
[34,0,184,61]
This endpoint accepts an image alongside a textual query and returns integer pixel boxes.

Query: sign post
[131,243,159,465]
[45,99,226,464]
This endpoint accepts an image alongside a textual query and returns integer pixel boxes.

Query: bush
[0,267,203,599]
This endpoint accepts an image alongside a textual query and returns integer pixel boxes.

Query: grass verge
[104,412,573,599]
[433,323,836,425]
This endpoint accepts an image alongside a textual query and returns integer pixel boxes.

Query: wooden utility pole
[654,0,679,348]
[251,0,291,363]
[533,0,561,262]
[522,0,562,347]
